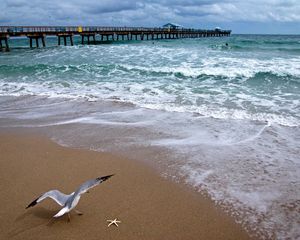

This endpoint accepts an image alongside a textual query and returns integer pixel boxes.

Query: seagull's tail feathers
[53,207,69,218]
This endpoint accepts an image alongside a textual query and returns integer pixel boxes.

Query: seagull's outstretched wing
[75,174,114,196]
[26,190,71,209]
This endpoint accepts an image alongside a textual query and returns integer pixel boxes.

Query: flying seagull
[26,174,114,221]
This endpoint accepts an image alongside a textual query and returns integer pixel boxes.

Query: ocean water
[0,35,299,239]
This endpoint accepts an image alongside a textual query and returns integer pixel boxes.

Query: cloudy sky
[1,0,300,34]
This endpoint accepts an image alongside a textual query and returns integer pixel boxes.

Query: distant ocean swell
[1,55,300,76]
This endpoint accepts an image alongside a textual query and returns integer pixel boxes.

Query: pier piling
[0,35,10,51]
[41,36,46,47]
[5,38,9,50]
[27,35,45,48]
[80,33,96,44]
[57,34,73,46]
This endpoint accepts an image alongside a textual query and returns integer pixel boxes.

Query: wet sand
[0,131,251,240]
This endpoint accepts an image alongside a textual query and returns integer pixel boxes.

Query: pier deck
[0,26,231,50]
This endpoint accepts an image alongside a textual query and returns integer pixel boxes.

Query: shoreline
[0,130,251,240]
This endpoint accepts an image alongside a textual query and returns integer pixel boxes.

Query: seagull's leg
[67,213,71,222]
[75,210,83,215]
[47,218,55,226]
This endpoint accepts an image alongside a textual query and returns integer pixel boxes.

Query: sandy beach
[0,130,251,240]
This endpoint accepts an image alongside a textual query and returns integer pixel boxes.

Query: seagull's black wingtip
[25,197,39,209]
[98,174,115,182]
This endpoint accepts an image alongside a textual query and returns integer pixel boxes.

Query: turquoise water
[1,35,299,126]
[0,35,299,239]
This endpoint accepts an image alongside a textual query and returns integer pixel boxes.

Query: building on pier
[162,23,182,30]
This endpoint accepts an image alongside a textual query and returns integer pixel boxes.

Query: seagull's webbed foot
[67,213,71,222]
[75,210,83,215]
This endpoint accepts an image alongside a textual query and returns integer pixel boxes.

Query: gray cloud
[1,0,300,33]
[82,1,141,14]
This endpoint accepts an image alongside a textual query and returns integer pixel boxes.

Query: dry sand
[0,131,251,240]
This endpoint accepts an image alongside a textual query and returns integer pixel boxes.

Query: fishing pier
[0,26,231,50]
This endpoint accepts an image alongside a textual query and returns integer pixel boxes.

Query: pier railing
[0,26,231,35]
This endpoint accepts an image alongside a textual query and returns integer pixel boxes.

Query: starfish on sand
[107,218,121,227]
